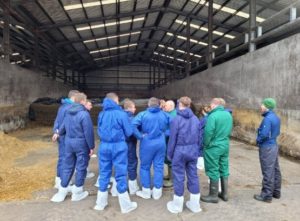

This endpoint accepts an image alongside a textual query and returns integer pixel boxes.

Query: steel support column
[3,0,11,63]
[249,0,256,52]
[207,0,213,68]
[185,17,191,76]
[33,32,40,69]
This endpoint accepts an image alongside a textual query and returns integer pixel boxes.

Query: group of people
[50,90,282,214]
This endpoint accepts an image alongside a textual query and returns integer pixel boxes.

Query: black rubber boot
[218,177,228,201]
[201,180,219,203]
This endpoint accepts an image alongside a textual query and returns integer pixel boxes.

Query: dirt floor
[0,125,300,221]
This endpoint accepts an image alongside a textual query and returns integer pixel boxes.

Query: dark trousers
[259,145,281,199]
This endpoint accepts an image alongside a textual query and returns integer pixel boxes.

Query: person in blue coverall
[51,93,95,203]
[94,93,137,214]
[133,97,170,200]
[254,98,281,203]
[167,96,202,213]
[123,98,140,195]
[52,90,79,189]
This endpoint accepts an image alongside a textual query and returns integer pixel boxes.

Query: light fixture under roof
[175,19,235,39]
[166,32,218,49]
[90,43,137,54]
[84,31,141,44]
[76,17,144,31]
[64,0,132,11]
[153,51,191,63]
[190,0,265,22]
[158,44,202,58]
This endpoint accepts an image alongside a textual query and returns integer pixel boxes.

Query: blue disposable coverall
[167,108,201,196]
[59,103,95,187]
[199,115,208,157]
[53,98,73,178]
[133,106,169,189]
[98,98,133,193]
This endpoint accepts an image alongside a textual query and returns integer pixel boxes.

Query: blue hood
[147,106,160,113]
[102,98,121,111]
[68,103,86,115]
[177,108,194,119]
[125,110,134,118]
[61,98,73,105]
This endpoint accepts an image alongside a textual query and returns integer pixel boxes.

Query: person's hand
[52,133,59,142]
[89,149,94,157]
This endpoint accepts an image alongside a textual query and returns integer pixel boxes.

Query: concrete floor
[1,135,299,221]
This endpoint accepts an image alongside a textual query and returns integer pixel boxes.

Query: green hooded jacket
[204,106,233,149]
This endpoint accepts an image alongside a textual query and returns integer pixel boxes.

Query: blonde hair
[123,98,135,109]
[179,96,192,107]
[74,93,87,103]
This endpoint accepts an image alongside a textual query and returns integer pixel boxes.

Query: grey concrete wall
[0,60,73,131]
[85,62,169,98]
[153,33,300,159]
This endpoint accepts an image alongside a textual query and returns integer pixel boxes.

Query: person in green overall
[201,98,233,203]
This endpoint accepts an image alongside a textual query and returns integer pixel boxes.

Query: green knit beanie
[262,98,276,110]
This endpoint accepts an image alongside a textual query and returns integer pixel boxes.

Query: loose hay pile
[0,127,56,201]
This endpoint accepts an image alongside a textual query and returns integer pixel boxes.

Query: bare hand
[89,149,94,156]
[52,133,59,142]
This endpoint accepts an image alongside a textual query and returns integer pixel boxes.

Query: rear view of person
[201,98,233,204]
[94,93,137,214]
[51,93,95,203]
[52,90,79,189]
[133,97,170,200]
[123,99,140,195]
[167,97,202,213]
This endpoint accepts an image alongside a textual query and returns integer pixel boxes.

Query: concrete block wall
[153,33,300,160]
[0,60,73,131]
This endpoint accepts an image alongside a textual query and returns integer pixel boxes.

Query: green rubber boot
[201,180,219,203]
[218,177,228,201]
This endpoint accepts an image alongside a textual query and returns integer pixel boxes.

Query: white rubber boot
[51,185,68,202]
[128,179,140,195]
[110,177,118,197]
[94,191,108,211]
[197,157,205,170]
[94,175,100,187]
[186,193,202,213]
[71,185,89,202]
[118,191,137,214]
[54,176,61,189]
[86,168,95,179]
[152,187,162,200]
[136,187,151,199]
[167,195,184,213]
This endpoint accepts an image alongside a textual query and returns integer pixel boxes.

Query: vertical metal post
[63,62,67,84]
[249,0,256,52]
[153,62,156,89]
[225,44,230,53]
[257,26,262,37]
[164,61,167,85]
[207,0,213,68]
[149,63,152,90]
[72,69,75,86]
[3,0,11,63]
[290,7,297,21]
[77,71,81,89]
[34,32,40,69]
[158,58,161,88]
[186,17,191,76]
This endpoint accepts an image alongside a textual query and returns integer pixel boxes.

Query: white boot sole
[121,202,137,214]
[186,202,202,213]
[71,191,89,202]
[51,193,67,203]
[167,202,182,214]
[136,191,151,199]
[94,204,107,211]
